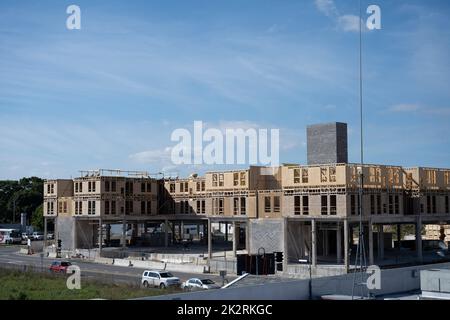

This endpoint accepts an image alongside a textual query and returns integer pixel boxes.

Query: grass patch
[0,268,180,300]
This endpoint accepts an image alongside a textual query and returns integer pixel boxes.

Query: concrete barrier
[165,263,205,274]
[147,253,208,265]
[209,259,237,274]
[130,260,166,270]
[113,259,131,267]
[94,257,114,265]
[18,248,29,255]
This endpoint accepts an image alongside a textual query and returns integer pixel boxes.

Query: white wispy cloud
[314,0,338,17]
[129,147,172,164]
[314,0,363,33]
[388,104,450,116]
[389,104,420,112]
[338,15,362,32]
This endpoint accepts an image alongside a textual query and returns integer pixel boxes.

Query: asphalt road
[0,245,235,287]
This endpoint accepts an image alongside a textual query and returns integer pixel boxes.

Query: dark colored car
[49,261,72,273]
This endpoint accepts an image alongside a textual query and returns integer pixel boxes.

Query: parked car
[141,270,180,289]
[47,233,54,240]
[32,232,44,240]
[49,261,72,273]
[181,278,221,291]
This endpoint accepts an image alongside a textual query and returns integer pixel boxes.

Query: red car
[49,261,72,273]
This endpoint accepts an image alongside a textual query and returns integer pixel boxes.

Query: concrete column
[164,219,169,248]
[324,229,329,256]
[43,217,47,252]
[378,225,384,260]
[283,218,288,272]
[336,222,342,263]
[106,224,111,245]
[122,219,126,248]
[132,223,138,238]
[181,221,184,240]
[225,222,228,243]
[172,222,176,244]
[207,219,212,261]
[344,220,349,272]
[416,217,423,263]
[245,222,250,252]
[368,220,374,265]
[197,223,200,240]
[311,219,317,267]
[73,219,78,250]
[397,224,401,250]
[232,221,237,257]
[98,219,103,255]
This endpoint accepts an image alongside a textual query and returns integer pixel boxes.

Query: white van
[0,229,22,244]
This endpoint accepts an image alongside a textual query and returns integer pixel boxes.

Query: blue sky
[0,0,449,179]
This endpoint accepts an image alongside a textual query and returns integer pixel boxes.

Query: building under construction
[43,122,450,276]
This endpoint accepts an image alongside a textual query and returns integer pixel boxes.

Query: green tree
[0,177,43,224]
[31,204,44,231]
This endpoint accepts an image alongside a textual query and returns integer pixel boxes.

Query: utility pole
[352,0,369,300]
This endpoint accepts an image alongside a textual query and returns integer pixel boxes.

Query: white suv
[141,270,180,289]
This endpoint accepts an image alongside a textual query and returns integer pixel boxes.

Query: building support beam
[311,219,317,267]
[207,219,212,261]
[122,219,126,249]
[245,222,250,253]
[416,217,423,263]
[336,222,342,263]
[172,222,176,244]
[378,225,384,260]
[368,220,374,265]
[282,218,288,272]
[225,222,228,243]
[98,219,103,255]
[73,219,78,250]
[43,217,48,253]
[344,220,349,272]
[105,224,111,246]
[180,221,184,241]
[164,219,169,248]
[232,221,237,257]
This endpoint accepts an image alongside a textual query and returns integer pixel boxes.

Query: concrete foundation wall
[56,216,75,250]
[312,262,450,298]
[144,262,450,300]
[248,219,283,255]
[75,220,94,249]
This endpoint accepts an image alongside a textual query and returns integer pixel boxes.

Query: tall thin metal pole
[352,0,368,300]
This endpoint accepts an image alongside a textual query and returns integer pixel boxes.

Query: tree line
[0,177,44,230]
